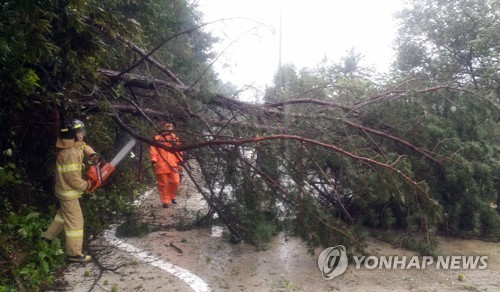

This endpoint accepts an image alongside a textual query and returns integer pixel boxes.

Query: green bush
[0,202,65,291]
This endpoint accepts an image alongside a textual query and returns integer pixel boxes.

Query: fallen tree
[90,35,499,253]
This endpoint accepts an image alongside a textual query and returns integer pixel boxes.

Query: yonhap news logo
[352,255,488,270]
[318,245,488,280]
[317,245,348,279]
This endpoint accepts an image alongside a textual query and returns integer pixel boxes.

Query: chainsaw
[86,138,137,193]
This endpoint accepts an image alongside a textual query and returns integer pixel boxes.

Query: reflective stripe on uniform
[55,188,82,199]
[57,163,82,173]
[65,229,84,238]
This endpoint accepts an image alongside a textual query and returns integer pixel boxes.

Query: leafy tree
[0,0,217,289]
[392,0,499,234]
[394,0,500,94]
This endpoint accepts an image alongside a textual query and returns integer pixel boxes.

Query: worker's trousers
[44,199,84,257]
[156,172,180,205]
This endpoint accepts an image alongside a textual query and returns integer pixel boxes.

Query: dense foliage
[0,0,216,289]
[0,0,498,290]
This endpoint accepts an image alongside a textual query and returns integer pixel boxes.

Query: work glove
[85,180,93,194]
[88,153,99,165]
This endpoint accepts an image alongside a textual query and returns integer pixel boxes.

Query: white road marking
[103,189,211,292]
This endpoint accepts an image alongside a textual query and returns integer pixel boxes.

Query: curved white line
[103,189,211,292]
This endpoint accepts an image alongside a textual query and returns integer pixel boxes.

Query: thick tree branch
[264,98,352,112]
[342,119,441,164]
[99,69,187,91]
[113,112,429,200]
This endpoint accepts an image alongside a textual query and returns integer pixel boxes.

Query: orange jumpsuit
[150,133,183,205]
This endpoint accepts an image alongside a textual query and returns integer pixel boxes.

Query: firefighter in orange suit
[43,119,97,262]
[150,122,183,208]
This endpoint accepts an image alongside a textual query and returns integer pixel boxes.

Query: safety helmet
[60,119,86,140]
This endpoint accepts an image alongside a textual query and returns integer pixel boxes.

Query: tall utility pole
[278,2,282,72]
[278,1,285,96]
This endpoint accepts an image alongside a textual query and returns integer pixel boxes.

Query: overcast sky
[196,0,404,93]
